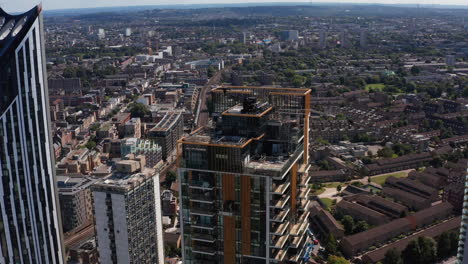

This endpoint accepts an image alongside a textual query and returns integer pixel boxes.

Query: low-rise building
[340,203,454,257]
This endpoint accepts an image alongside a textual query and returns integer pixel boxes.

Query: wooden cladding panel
[223,216,236,264]
[241,175,251,255]
[291,163,298,215]
[222,174,235,201]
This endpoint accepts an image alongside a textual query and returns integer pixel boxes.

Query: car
[313,239,319,245]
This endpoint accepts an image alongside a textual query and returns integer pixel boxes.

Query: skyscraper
[0,5,64,263]
[178,86,312,263]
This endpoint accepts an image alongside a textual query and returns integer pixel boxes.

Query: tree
[378,147,395,158]
[354,220,369,233]
[327,255,350,264]
[383,248,402,264]
[402,237,437,264]
[337,185,342,192]
[436,232,452,259]
[207,66,216,78]
[342,215,355,235]
[410,66,420,75]
[402,240,420,264]
[418,237,437,263]
[325,233,338,256]
[165,170,177,189]
[129,103,150,118]
[85,140,96,150]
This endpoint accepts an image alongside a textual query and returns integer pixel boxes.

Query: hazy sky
[1,0,467,13]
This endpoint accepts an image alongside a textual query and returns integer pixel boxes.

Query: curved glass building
[0,5,64,263]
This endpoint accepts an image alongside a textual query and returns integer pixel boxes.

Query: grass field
[320,198,335,209]
[370,172,409,185]
[325,182,346,188]
[312,188,326,195]
[365,83,385,91]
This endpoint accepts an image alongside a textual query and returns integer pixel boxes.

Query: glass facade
[0,6,64,263]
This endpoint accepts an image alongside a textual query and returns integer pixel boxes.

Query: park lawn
[312,188,326,195]
[320,198,335,209]
[325,182,346,188]
[370,172,409,186]
[365,83,385,91]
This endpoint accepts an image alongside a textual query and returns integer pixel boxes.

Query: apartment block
[92,164,164,263]
[58,175,97,233]
[178,86,312,263]
[148,111,183,160]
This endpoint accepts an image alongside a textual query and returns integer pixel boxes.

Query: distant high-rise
[97,28,105,40]
[0,6,65,263]
[179,86,312,263]
[319,29,327,49]
[340,29,348,48]
[359,29,367,48]
[446,55,456,66]
[125,27,132,37]
[280,30,299,41]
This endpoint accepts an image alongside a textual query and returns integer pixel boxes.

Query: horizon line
[38,1,468,12]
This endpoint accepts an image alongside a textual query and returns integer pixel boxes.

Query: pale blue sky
[1,0,466,13]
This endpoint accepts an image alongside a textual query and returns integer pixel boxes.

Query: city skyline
[2,0,468,13]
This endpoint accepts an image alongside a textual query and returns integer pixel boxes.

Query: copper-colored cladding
[304,91,311,164]
[222,174,235,201]
[291,163,298,215]
[241,175,251,255]
[223,215,236,264]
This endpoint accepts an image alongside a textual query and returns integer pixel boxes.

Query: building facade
[57,175,96,233]
[92,166,164,264]
[148,111,183,161]
[456,166,468,263]
[178,86,312,263]
[0,6,65,263]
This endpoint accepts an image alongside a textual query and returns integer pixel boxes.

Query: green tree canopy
[327,255,350,264]
[383,248,402,264]
[129,103,150,118]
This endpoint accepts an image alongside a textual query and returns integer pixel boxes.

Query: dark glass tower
[0,6,64,263]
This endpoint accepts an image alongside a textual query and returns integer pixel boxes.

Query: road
[196,66,231,128]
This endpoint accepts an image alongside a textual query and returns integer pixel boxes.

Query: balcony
[271,196,290,209]
[190,207,216,217]
[272,182,290,195]
[189,180,214,191]
[298,173,311,187]
[189,193,215,204]
[191,233,216,243]
[290,227,308,250]
[271,222,290,236]
[290,212,310,236]
[191,222,216,230]
[273,249,287,262]
[270,208,290,223]
[298,187,311,200]
[192,246,217,256]
[297,199,311,211]
[271,234,289,249]
[245,145,303,180]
